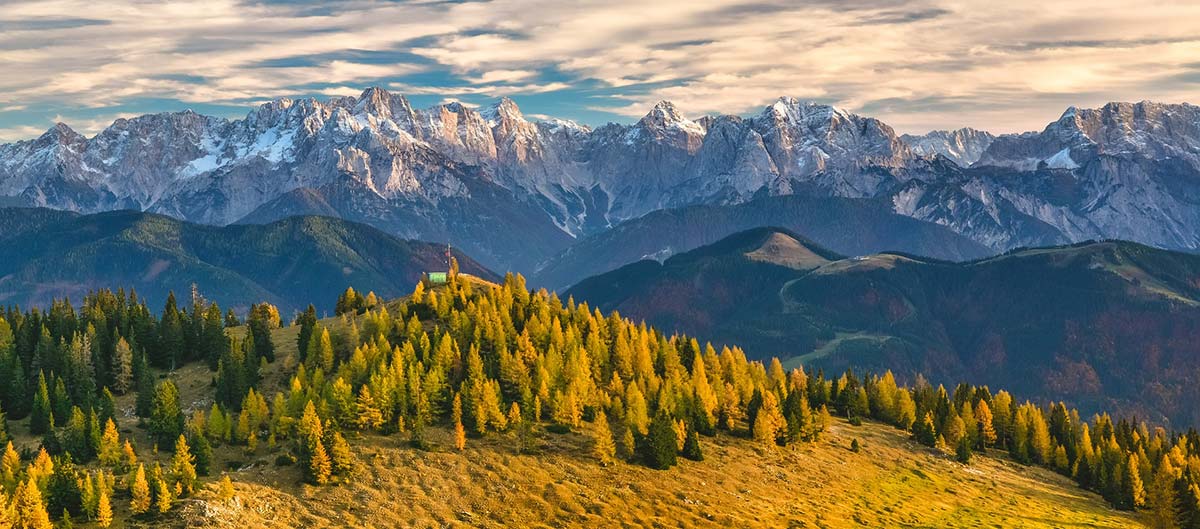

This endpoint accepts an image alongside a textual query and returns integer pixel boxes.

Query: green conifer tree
[149,380,184,448]
[30,371,52,435]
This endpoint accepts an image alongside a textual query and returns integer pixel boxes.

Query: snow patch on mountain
[901,128,996,166]
[1044,148,1078,169]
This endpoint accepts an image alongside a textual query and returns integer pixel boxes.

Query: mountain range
[0,208,495,313]
[2,88,1198,276]
[533,194,990,290]
[567,227,1200,427]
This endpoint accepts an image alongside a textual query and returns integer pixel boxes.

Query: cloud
[438,98,478,109]
[465,70,538,84]
[0,125,49,143]
[0,0,1199,140]
[52,113,143,136]
[857,7,952,25]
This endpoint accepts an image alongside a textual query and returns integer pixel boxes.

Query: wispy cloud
[51,112,142,136]
[0,0,1198,140]
[0,125,49,143]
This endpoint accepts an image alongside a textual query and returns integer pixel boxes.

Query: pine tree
[30,371,51,435]
[943,414,966,450]
[752,391,786,447]
[976,400,997,448]
[188,427,212,476]
[149,380,184,448]
[782,390,811,443]
[355,385,384,431]
[45,459,84,521]
[98,388,117,426]
[1125,454,1146,509]
[640,411,678,470]
[13,477,53,529]
[1045,444,1065,474]
[26,448,52,489]
[218,475,236,502]
[64,406,92,461]
[1174,472,1200,529]
[329,432,353,476]
[335,287,363,316]
[171,435,197,496]
[50,376,71,426]
[691,353,718,434]
[895,389,917,431]
[592,410,616,466]
[991,391,1014,449]
[1,441,20,491]
[134,353,154,418]
[98,419,121,467]
[1011,406,1032,464]
[111,337,134,394]
[956,436,973,464]
[914,412,938,447]
[247,303,277,363]
[306,326,333,373]
[452,393,466,451]
[1029,407,1053,465]
[624,384,649,435]
[129,464,151,515]
[154,477,172,514]
[848,386,870,420]
[87,408,103,460]
[158,292,184,369]
[201,303,229,370]
[96,489,112,528]
[40,414,59,455]
[122,440,138,470]
[295,304,318,362]
[308,438,332,485]
[681,429,704,461]
[79,472,96,520]
[225,309,240,327]
[1146,457,1176,529]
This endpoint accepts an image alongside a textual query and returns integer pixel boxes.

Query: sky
[1,0,1199,142]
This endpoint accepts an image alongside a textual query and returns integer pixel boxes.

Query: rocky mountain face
[900,128,995,166]
[1,90,1198,274]
[969,102,1200,250]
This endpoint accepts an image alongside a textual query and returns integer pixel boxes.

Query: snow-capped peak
[636,101,705,137]
[765,97,851,125]
[900,127,996,167]
[480,97,525,127]
[354,86,395,117]
[45,122,84,142]
[640,101,687,125]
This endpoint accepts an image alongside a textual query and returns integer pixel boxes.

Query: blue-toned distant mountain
[532,194,991,290]
[0,208,496,313]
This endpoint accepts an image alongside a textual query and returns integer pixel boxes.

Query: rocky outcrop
[901,128,996,166]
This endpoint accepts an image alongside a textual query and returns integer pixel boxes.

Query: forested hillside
[568,227,1200,427]
[0,271,1189,527]
[0,208,496,313]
